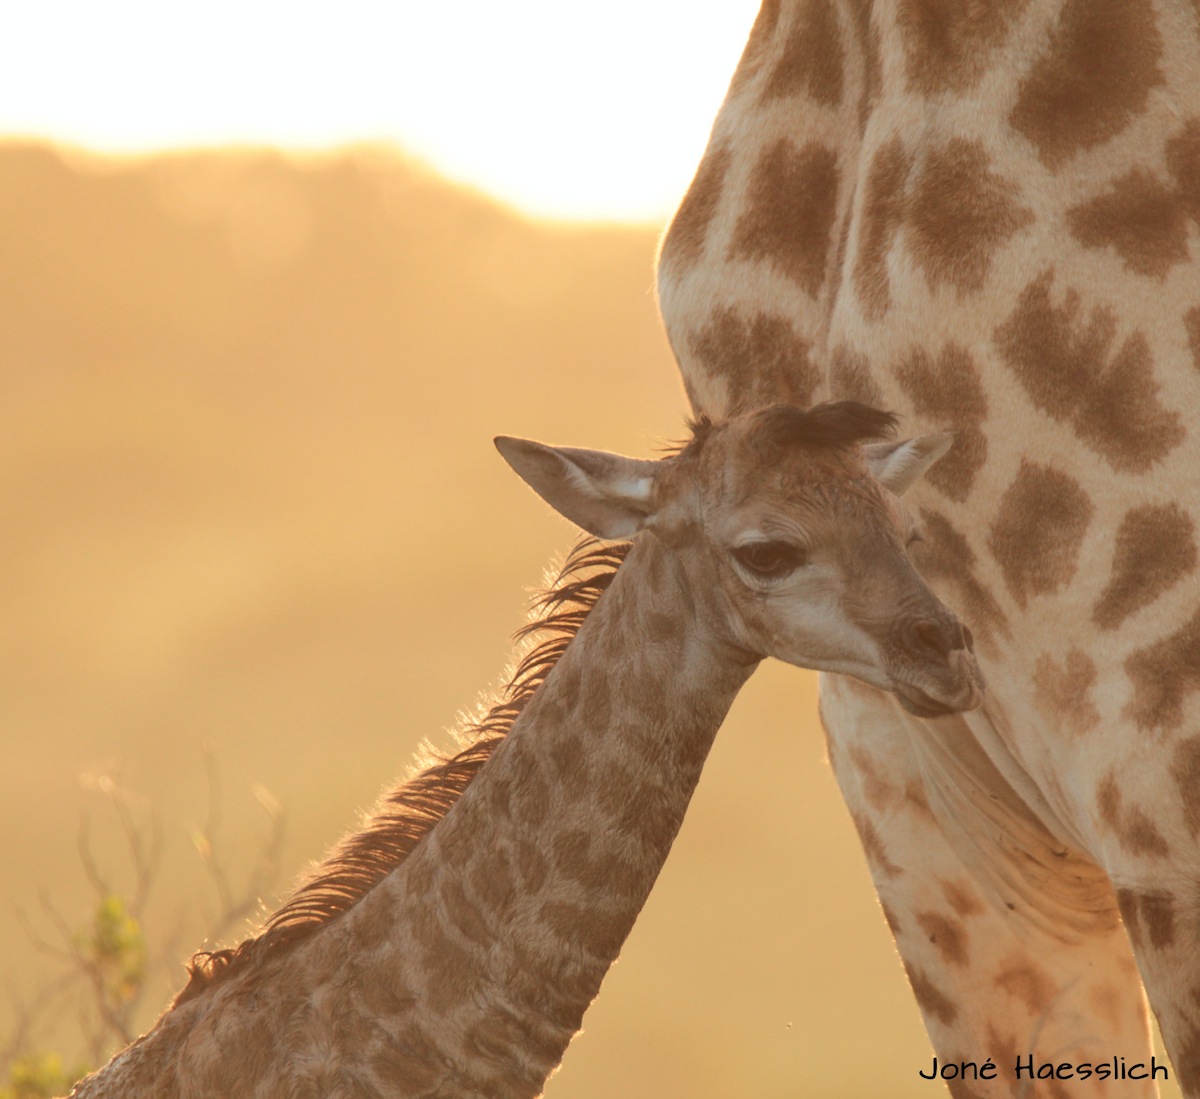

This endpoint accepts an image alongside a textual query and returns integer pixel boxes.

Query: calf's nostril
[908,619,956,660]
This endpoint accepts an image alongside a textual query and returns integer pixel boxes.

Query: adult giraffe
[658,2,1200,1095]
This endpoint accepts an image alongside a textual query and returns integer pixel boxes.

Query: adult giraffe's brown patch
[1058,334,1180,475]
[1177,1034,1200,1099]
[829,344,884,405]
[1097,775,1122,833]
[660,144,732,272]
[904,781,934,818]
[894,343,988,501]
[1115,891,1141,949]
[1166,117,1200,223]
[985,1026,1023,1088]
[764,0,845,106]
[1097,773,1170,857]
[1009,0,1164,170]
[994,270,1185,472]
[853,138,912,320]
[730,139,840,298]
[845,0,883,130]
[1046,1077,1074,1099]
[1067,168,1192,278]
[1125,608,1200,731]
[1171,738,1200,837]
[904,963,959,1024]
[690,306,819,412]
[1141,893,1176,949]
[916,910,969,966]
[897,0,1029,95]
[1186,306,1200,371]
[913,508,1010,645]
[1033,648,1100,734]
[941,879,984,918]
[987,461,1093,608]
[729,0,783,94]
[994,271,1099,419]
[1117,888,1177,951]
[1093,504,1197,629]
[994,960,1055,1014]
[947,1081,987,1099]
[852,810,902,879]
[850,746,899,813]
[906,139,1033,296]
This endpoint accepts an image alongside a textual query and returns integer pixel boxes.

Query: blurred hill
[0,142,940,1097]
[0,141,681,787]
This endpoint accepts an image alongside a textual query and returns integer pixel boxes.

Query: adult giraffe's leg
[819,674,1157,1098]
[1111,860,1200,1098]
[1094,724,1200,1099]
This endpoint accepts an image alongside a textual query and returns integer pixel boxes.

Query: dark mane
[175,537,630,1005]
[753,401,898,451]
[659,415,715,460]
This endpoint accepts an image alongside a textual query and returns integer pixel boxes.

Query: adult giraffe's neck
[659,0,1195,426]
[656,0,881,415]
[304,533,759,1097]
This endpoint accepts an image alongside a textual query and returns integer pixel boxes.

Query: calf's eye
[732,541,808,579]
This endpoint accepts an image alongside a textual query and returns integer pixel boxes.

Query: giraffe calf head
[497,401,983,716]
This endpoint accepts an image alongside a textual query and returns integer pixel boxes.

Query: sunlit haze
[3,0,759,221]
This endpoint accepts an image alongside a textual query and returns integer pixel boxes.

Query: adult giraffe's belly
[655,0,1200,856]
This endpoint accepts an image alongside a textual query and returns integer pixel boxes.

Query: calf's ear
[496,436,659,538]
[863,434,953,496]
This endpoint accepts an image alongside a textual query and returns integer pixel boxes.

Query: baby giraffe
[67,401,980,1099]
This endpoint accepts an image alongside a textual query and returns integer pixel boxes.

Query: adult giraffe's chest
[656,0,1200,842]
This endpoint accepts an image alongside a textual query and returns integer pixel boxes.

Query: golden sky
[4,0,758,221]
